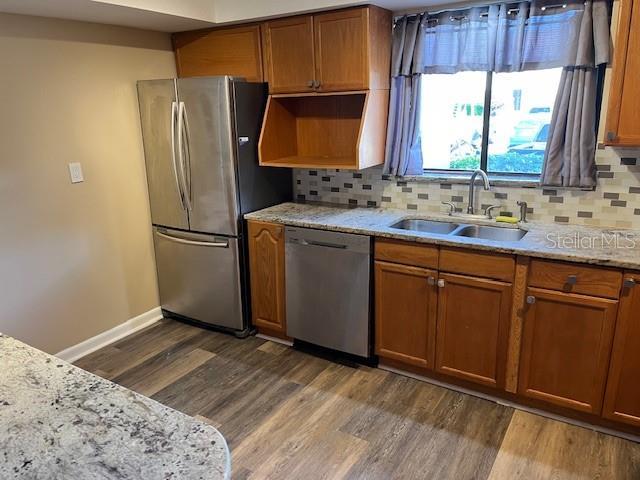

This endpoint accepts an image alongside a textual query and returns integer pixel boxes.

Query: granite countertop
[0,334,230,480]
[245,202,640,270]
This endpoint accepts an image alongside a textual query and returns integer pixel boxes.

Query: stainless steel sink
[453,224,527,241]
[390,219,460,234]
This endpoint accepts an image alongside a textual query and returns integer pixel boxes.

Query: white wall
[0,13,176,353]
[212,0,364,23]
[94,0,216,21]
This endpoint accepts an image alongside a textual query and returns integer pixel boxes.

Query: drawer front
[529,259,622,299]
[375,239,439,269]
[439,247,515,282]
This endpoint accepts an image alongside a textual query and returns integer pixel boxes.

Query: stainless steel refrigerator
[137,76,291,336]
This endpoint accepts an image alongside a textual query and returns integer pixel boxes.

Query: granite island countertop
[245,202,640,270]
[0,334,230,480]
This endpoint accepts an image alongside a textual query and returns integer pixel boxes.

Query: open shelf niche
[258,90,389,170]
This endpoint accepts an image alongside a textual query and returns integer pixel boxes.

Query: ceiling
[0,0,451,32]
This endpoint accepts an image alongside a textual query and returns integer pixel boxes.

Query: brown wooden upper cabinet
[605,0,640,145]
[247,220,287,338]
[603,273,640,427]
[261,16,315,93]
[173,25,264,81]
[261,6,391,94]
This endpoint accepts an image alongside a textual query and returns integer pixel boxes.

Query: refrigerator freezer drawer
[153,227,244,330]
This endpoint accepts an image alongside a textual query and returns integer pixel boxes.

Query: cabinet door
[603,276,640,426]
[435,273,512,389]
[173,25,263,81]
[247,221,286,335]
[518,288,618,414]
[314,8,368,91]
[375,261,438,369]
[262,16,316,93]
[605,0,640,145]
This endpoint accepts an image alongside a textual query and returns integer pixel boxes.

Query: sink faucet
[467,169,490,214]
[517,201,528,223]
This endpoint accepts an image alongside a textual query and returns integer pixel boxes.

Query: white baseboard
[55,307,163,363]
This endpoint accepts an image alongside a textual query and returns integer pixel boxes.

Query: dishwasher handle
[298,239,348,250]
[285,227,371,254]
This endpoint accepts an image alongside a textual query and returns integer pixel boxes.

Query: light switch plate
[68,162,84,183]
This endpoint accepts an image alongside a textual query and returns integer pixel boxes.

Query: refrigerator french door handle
[170,101,187,211]
[177,101,193,212]
[155,230,229,248]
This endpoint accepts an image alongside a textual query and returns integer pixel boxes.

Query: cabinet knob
[427,276,436,286]
[307,80,314,88]
[624,278,637,289]
[313,80,321,89]
[437,279,445,288]
[606,131,617,142]
[566,274,578,285]
[526,295,536,305]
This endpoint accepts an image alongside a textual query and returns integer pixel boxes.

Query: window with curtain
[421,68,563,174]
[384,0,611,187]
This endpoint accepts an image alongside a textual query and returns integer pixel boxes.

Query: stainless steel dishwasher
[285,226,371,358]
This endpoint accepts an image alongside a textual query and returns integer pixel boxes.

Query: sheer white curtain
[383,0,610,184]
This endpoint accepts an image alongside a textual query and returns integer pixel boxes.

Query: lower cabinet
[374,261,438,369]
[374,252,512,389]
[247,220,287,337]
[435,273,512,389]
[603,275,640,426]
[518,287,618,414]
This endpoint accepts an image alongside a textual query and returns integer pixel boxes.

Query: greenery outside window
[420,68,563,176]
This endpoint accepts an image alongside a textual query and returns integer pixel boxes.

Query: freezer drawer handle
[155,230,228,248]
[299,239,348,250]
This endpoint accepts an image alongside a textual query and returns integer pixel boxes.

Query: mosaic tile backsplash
[294,147,640,230]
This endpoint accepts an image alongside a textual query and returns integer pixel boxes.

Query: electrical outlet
[68,162,84,183]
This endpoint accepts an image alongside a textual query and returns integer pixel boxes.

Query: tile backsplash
[294,147,640,229]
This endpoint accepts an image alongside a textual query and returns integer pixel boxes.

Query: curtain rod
[393,0,589,19]
[393,0,523,18]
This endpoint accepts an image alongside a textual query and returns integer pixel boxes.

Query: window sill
[399,171,542,188]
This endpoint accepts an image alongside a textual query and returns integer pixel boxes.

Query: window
[420,68,563,175]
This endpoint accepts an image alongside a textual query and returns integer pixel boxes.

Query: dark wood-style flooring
[75,319,640,479]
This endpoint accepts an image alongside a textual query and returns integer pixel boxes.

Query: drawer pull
[427,276,436,286]
[566,275,578,285]
[526,295,536,305]
[437,279,445,288]
[624,278,637,289]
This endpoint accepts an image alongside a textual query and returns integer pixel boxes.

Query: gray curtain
[384,0,610,180]
[383,16,424,176]
[541,0,610,187]
[415,1,604,74]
